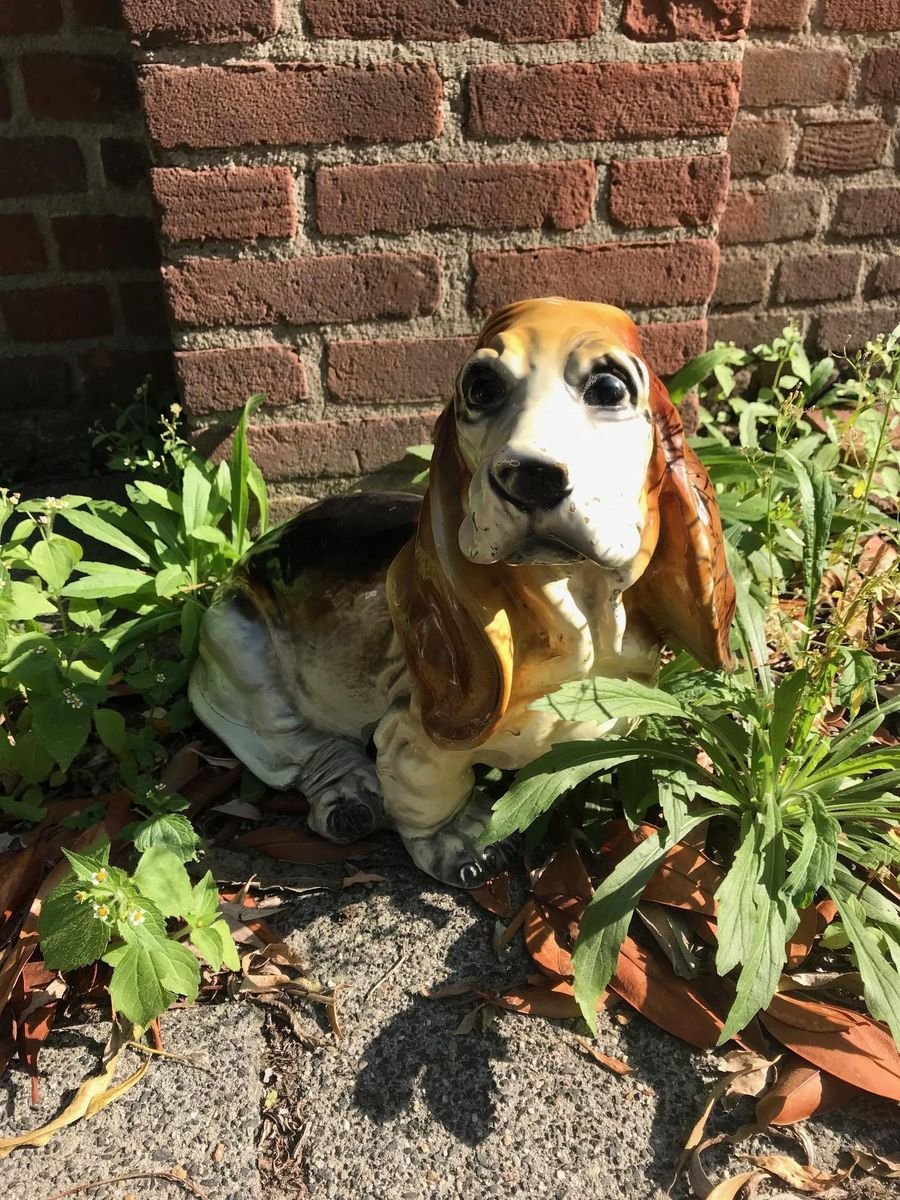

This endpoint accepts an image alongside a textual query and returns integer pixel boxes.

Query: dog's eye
[583,370,632,409]
[462,365,507,412]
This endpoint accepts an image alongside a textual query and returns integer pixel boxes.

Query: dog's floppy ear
[387,408,513,749]
[628,375,736,671]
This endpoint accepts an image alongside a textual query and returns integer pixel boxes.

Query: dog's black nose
[492,456,571,510]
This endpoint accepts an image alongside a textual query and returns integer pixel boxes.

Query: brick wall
[2,2,898,499]
[123,0,747,510]
[0,0,173,484]
[711,0,900,351]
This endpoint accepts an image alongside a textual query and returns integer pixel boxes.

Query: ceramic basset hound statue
[189,299,736,887]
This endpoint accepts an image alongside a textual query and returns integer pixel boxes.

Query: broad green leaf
[785,794,838,903]
[248,460,269,537]
[133,479,180,512]
[31,535,82,594]
[31,693,92,771]
[62,844,111,883]
[572,811,713,1033]
[94,708,127,755]
[11,731,56,784]
[60,507,151,565]
[190,920,238,973]
[62,564,153,599]
[179,600,202,657]
[104,941,175,1026]
[132,844,194,916]
[727,550,771,693]
[532,677,689,723]
[189,871,220,922]
[187,524,227,546]
[806,749,900,787]
[39,882,112,971]
[149,937,200,1005]
[768,668,808,769]
[132,812,201,863]
[715,814,763,977]
[181,458,212,536]
[481,739,698,844]
[783,450,834,627]
[155,563,188,598]
[0,580,56,620]
[831,892,900,1046]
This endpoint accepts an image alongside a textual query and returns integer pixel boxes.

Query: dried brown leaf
[761,993,900,1101]
[756,1057,860,1127]
[705,1171,764,1200]
[571,1034,633,1076]
[745,1153,855,1193]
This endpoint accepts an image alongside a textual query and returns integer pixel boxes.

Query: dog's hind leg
[189,596,385,842]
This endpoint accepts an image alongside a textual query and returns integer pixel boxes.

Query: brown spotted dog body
[189,300,735,886]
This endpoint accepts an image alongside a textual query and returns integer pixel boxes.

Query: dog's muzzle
[490,455,572,512]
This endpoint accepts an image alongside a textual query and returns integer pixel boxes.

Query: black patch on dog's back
[244,492,422,588]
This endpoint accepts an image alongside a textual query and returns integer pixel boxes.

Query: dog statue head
[388,299,735,749]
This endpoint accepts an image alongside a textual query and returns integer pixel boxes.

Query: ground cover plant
[0,327,898,1192]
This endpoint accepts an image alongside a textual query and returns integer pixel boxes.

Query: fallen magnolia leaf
[211,798,264,821]
[755,1056,860,1127]
[761,992,900,1102]
[342,872,385,889]
[524,843,593,980]
[468,873,513,918]
[238,826,373,864]
[786,905,817,969]
[611,936,749,1051]
[0,1017,149,1158]
[635,902,702,979]
[744,1153,855,1193]
[490,982,586,1020]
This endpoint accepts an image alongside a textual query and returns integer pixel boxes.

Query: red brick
[0,357,72,410]
[719,190,823,244]
[817,309,899,354]
[164,254,441,329]
[621,0,749,40]
[727,120,791,178]
[316,161,595,236]
[53,215,159,271]
[72,0,122,27]
[0,284,113,342]
[713,254,771,307]
[198,414,440,481]
[122,0,279,43]
[0,138,86,197]
[327,337,473,403]
[101,138,149,190]
[823,0,900,31]
[471,239,719,315]
[305,0,600,40]
[177,346,307,414]
[796,121,889,174]
[870,257,900,298]
[22,55,138,121]
[749,0,810,28]
[608,154,730,230]
[833,189,900,239]
[740,49,851,108]
[775,252,862,304]
[0,0,62,34]
[140,63,442,150]
[863,49,900,102]
[0,216,47,275]
[119,281,170,335]
[467,61,741,141]
[152,167,297,242]
[708,313,799,347]
[638,321,708,376]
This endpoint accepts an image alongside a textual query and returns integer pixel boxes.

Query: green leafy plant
[482,325,900,1044]
[38,840,239,1025]
[0,397,267,839]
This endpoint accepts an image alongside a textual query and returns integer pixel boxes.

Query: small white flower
[92,902,112,922]
[74,890,89,904]
[155,672,166,683]
[37,515,49,526]
[127,908,146,926]
[90,868,108,885]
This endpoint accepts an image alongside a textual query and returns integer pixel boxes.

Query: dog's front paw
[403,822,521,889]
[307,761,386,844]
